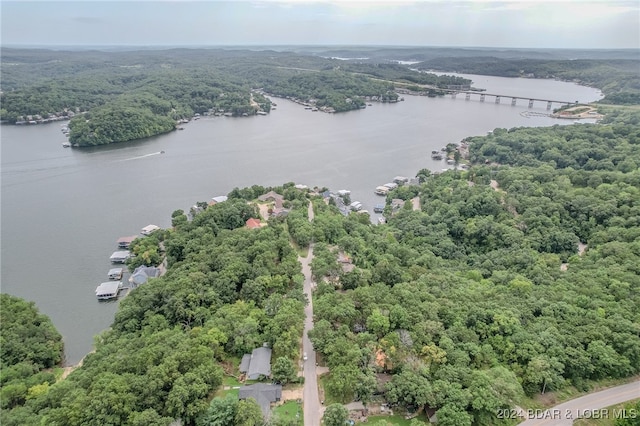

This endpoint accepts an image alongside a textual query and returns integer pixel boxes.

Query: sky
[1,0,638,49]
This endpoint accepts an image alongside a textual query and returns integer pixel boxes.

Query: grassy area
[222,376,241,387]
[272,401,303,424]
[292,240,309,257]
[573,399,640,426]
[364,414,430,425]
[214,388,239,399]
[318,373,341,405]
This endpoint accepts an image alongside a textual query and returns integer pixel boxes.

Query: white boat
[383,182,398,190]
[375,186,390,195]
[349,201,363,211]
[62,142,71,148]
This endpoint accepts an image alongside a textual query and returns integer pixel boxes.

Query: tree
[235,398,263,426]
[322,404,348,426]
[436,404,473,426]
[199,395,237,426]
[326,365,361,403]
[272,357,297,385]
[355,369,377,408]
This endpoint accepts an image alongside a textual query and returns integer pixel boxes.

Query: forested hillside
[1,111,638,426]
[0,48,469,146]
[0,294,64,414]
[307,111,640,425]
[415,57,640,105]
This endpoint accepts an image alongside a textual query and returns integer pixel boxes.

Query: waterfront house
[239,346,272,380]
[129,265,161,287]
[350,201,363,211]
[238,383,282,419]
[258,191,284,209]
[110,251,131,263]
[141,224,160,235]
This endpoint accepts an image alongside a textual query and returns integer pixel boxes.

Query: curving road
[301,201,321,426]
[519,380,640,426]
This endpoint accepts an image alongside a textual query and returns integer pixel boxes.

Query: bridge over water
[442,89,576,110]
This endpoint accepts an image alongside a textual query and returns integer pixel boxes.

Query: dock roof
[96,281,121,297]
[110,251,131,261]
[117,236,136,245]
[141,224,160,235]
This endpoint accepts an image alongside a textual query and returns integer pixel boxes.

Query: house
[129,265,161,287]
[239,346,272,380]
[238,383,282,419]
[141,224,160,235]
[246,218,262,229]
[258,191,284,209]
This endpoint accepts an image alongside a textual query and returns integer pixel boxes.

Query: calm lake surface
[1,74,601,365]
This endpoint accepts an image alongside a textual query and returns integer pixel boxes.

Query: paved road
[519,380,640,426]
[301,201,321,426]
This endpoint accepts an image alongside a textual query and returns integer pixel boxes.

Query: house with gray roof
[257,191,284,209]
[129,265,161,287]
[239,346,272,380]
[238,383,282,419]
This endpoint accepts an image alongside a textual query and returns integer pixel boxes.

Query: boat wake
[120,151,164,161]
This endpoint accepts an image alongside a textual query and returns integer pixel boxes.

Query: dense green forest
[0,294,64,413]
[415,57,640,105]
[1,111,639,425]
[0,48,471,145]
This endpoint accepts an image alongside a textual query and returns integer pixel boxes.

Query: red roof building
[246,218,262,229]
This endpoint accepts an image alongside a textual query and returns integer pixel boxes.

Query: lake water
[0,74,602,365]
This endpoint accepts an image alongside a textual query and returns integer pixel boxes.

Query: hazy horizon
[2,1,638,50]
